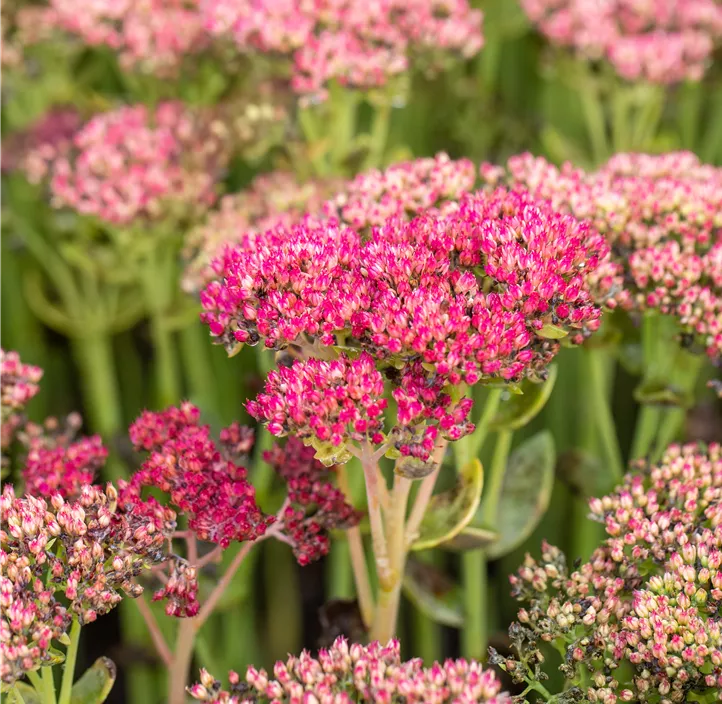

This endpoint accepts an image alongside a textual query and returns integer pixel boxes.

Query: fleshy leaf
[538,323,568,339]
[441,523,499,552]
[46,648,66,666]
[70,657,116,704]
[9,683,42,704]
[487,431,555,560]
[489,365,558,431]
[556,448,617,499]
[402,557,464,628]
[410,459,483,551]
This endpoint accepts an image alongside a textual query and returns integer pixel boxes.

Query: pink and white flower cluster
[507,443,722,703]
[481,151,722,361]
[203,186,609,460]
[25,0,208,76]
[189,636,511,703]
[202,0,484,100]
[521,0,722,83]
[25,102,228,226]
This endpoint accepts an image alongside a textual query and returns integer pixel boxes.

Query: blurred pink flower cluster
[481,152,722,361]
[508,442,722,703]
[189,635,511,703]
[203,186,609,460]
[202,0,484,100]
[1,349,43,454]
[25,102,228,226]
[525,0,722,83]
[521,0,722,83]
[25,0,208,76]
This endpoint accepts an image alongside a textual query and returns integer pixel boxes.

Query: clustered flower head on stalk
[322,152,477,230]
[264,436,363,565]
[120,402,272,549]
[1,349,43,455]
[0,482,172,684]
[189,635,512,703]
[24,101,229,226]
[203,185,609,464]
[481,151,722,362]
[22,0,208,76]
[201,0,484,101]
[521,0,722,83]
[499,442,722,703]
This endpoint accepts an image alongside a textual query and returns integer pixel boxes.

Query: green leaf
[489,365,558,431]
[410,459,484,551]
[633,378,694,408]
[486,431,556,559]
[441,523,499,552]
[556,448,616,499]
[46,648,66,666]
[8,683,42,704]
[402,557,464,628]
[537,324,568,340]
[70,658,116,704]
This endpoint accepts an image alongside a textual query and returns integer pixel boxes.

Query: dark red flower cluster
[121,402,273,549]
[153,556,200,618]
[264,437,361,565]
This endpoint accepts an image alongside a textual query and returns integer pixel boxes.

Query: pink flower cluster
[1,483,171,684]
[204,187,607,457]
[26,102,228,226]
[506,443,722,703]
[1,349,43,454]
[481,152,722,361]
[153,556,200,618]
[27,0,208,76]
[521,0,722,83]
[121,403,273,549]
[202,0,483,100]
[323,152,477,230]
[264,437,362,565]
[22,434,107,500]
[189,636,511,703]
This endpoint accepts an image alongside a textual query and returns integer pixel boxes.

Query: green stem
[58,619,81,704]
[41,667,56,704]
[460,388,504,466]
[462,430,512,658]
[11,686,27,704]
[631,405,662,460]
[147,311,181,408]
[364,102,392,169]
[179,321,218,413]
[577,70,609,164]
[586,348,624,481]
[412,552,442,664]
[27,670,44,694]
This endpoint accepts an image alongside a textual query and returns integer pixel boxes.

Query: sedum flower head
[121,402,273,549]
[481,151,722,362]
[521,0,722,83]
[0,483,171,684]
[264,437,362,565]
[1,349,43,456]
[26,102,229,226]
[505,443,722,703]
[189,636,512,703]
[25,0,208,76]
[202,0,483,101]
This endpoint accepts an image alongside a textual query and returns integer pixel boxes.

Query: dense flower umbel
[264,437,362,565]
[0,483,172,684]
[153,556,200,618]
[202,0,483,101]
[503,443,722,703]
[25,102,228,226]
[121,402,273,549]
[322,152,477,230]
[25,0,208,76]
[189,636,512,703]
[521,0,722,83]
[481,152,722,360]
[207,187,607,461]
[1,349,43,455]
